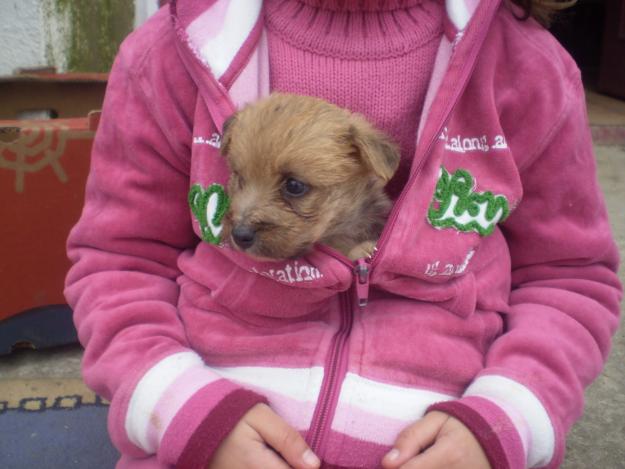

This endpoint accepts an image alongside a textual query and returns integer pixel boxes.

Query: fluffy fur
[220,93,400,261]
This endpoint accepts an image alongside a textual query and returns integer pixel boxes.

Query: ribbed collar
[299,0,426,11]
[265,0,444,59]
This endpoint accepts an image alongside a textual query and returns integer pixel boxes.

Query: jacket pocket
[209,261,337,318]
[178,242,354,319]
[374,272,477,318]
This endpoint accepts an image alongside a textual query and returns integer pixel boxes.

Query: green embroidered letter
[188,183,230,244]
[427,167,509,236]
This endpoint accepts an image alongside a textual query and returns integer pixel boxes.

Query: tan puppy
[220,93,400,261]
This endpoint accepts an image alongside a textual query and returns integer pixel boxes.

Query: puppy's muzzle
[232,225,256,250]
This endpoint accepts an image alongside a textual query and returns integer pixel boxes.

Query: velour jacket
[64,0,622,468]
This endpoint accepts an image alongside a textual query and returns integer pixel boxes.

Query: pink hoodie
[65,1,622,468]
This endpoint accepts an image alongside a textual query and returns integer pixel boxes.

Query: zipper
[307,6,496,456]
[368,101,463,269]
[354,258,371,307]
[308,290,353,456]
[366,4,497,270]
[316,244,373,307]
[307,107,460,455]
[311,51,472,278]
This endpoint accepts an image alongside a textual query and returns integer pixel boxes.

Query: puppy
[220,93,400,261]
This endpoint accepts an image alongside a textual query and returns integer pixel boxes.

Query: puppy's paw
[347,241,376,261]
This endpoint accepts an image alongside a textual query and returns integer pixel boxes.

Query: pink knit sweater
[266,0,443,198]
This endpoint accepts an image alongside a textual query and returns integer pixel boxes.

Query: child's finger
[381,411,450,468]
[252,446,296,469]
[246,404,321,469]
[397,436,462,469]
[399,429,490,469]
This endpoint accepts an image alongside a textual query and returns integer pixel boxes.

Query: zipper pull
[354,259,370,307]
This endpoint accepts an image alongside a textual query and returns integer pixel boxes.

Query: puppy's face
[220,94,398,260]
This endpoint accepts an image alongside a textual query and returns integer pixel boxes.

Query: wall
[135,0,160,29]
[0,0,160,76]
[0,0,47,76]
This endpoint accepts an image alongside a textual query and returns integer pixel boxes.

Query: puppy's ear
[220,113,237,156]
[348,119,400,183]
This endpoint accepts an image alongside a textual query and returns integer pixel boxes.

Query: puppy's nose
[232,225,256,249]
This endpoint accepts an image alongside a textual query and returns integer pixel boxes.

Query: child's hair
[509,0,576,26]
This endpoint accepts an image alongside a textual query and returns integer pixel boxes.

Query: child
[65,0,622,468]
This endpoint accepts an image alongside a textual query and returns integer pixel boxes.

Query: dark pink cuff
[171,388,268,469]
[427,396,526,469]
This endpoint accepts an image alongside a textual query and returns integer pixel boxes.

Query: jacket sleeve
[430,74,622,468]
[64,41,266,468]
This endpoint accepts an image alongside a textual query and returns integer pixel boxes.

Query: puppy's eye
[283,177,309,197]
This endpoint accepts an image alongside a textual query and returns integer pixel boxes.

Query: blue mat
[0,380,119,468]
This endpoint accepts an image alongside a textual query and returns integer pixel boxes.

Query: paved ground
[562,144,625,469]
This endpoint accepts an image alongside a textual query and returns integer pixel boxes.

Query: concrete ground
[564,91,625,469]
[562,144,625,469]
[0,94,624,468]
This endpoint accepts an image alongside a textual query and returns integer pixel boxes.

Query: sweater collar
[265,0,444,60]
[297,0,426,11]
[171,0,482,82]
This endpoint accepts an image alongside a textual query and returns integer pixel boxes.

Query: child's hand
[209,403,321,469]
[381,411,491,469]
